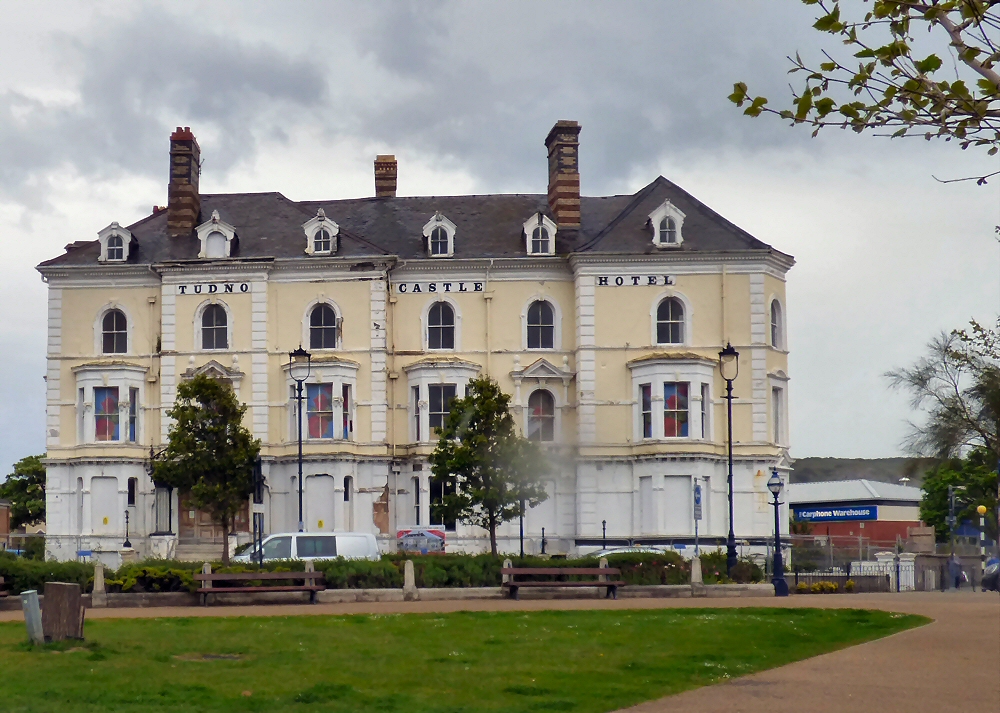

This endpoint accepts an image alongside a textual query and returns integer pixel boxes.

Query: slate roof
[787,480,923,506]
[38,177,792,268]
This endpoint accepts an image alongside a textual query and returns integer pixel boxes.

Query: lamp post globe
[718,342,739,578]
[288,346,312,533]
[767,469,788,596]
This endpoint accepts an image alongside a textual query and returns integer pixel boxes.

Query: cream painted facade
[39,123,794,563]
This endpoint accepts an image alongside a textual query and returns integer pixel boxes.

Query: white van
[233,532,380,563]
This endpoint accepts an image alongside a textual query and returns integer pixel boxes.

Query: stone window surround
[628,355,715,442]
[72,362,148,445]
[522,213,557,256]
[284,357,359,443]
[404,359,481,443]
[93,302,134,356]
[647,199,686,248]
[422,212,456,258]
[301,297,343,351]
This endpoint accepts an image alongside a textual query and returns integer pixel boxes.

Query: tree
[919,448,998,541]
[152,374,260,564]
[429,376,550,556]
[888,319,1000,543]
[730,1,1000,178]
[887,319,999,460]
[0,455,46,530]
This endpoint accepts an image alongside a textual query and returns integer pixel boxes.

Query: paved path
[2,590,996,711]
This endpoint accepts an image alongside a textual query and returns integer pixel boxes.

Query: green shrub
[0,552,94,594]
[795,582,810,593]
[844,579,855,593]
[810,582,823,594]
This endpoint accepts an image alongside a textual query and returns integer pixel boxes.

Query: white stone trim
[370,279,388,442]
[46,288,63,447]
[574,274,596,442]
[749,273,768,442]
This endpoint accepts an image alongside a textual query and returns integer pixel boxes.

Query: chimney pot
[545,120,581,230]
[167,128,201,236]
[374,154,397,198]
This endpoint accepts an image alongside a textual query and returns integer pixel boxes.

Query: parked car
[232,532,380,563]
[587,546,671,558]
[982,562,999,593]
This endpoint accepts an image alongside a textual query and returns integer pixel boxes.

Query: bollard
[21,590,44,645]
[690,556,703,584]
[304,560,315,573]
[92,563,107,608]
[502,558,512,585]
[403,560,418,601]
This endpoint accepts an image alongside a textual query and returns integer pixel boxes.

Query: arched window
[106,235,124,261]
[427,302,455,350]
[202,304,228,350]
[102,309,128,354]
[527,390,555,442]
[531,227,550,254]
[770,300,783,349]
[205,230,227,258]
[656,298,684,344]
[309,304,338,349]
[314,229,332,253]
[430,226,449,256]
[527,301,555,349]
[658,217,677,244]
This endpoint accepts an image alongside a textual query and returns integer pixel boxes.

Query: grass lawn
[0,607,926,713]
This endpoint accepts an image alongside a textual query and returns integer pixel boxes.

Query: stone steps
[175,543,224,562]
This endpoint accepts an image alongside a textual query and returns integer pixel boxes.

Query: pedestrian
[948,554,962,590]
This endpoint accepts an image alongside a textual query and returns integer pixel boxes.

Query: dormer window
[302,208,339,255]
[422,213,456,258]
[648,200,685,248]
[97,222,133,263]
[107,235,124,261]
[196,210,237,259]
[522,214,557,256]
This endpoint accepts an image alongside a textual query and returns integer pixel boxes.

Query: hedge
[0,550,763,595]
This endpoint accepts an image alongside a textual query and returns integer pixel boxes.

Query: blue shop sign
[793,506,877,522]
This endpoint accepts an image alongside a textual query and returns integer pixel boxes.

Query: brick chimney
[545,120,581,230]
[374,154,397,198]
[167,127,201,236]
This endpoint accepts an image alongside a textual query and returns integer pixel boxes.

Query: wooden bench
[501,567,624,600]
[0,576,6,597]
[193,571,325,606]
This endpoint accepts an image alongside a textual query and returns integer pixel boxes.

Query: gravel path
[1,590,995,711]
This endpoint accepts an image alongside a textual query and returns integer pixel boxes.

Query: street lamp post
[289,346,312,533]
[718,342,740,578]
[767,470,788,597]
[602,519,607,551]
[978,504,988,580]
[123,509,132,549]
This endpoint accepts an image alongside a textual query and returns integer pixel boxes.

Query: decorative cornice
[626,351,717,367]
[402,356,481,372]
[71,361,149,373]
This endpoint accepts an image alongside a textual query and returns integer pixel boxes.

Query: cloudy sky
[1,1,997,475]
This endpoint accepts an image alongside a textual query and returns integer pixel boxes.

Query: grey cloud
[0,8,326,206]
[345,1,827,193]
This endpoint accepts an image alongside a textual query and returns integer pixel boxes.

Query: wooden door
[178,493,250,543]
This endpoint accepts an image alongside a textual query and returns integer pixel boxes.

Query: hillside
[791,457,934,487]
